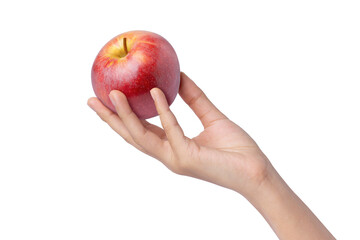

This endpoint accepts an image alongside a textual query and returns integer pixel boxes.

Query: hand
[87,72,271,198]
[88,72,335,239]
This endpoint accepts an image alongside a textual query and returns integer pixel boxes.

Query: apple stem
[123,38,128,55]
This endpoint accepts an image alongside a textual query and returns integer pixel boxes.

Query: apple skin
[91,30,180,119]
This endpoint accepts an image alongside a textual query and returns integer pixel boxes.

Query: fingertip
[87,97,99,110]
[179,73,194,96]
[110,89,125,96]
[180,72,191,83]
[87,97,95,106]
[87,97,108,114]
[180,71,186,79]
[109,90,118,99]
[151,88,168,103]
[150,88,160,102]
[109,90,126,106]
[150,87,156,97]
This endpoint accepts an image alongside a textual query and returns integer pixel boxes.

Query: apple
[91,30,180,119]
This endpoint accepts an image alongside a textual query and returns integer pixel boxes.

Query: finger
[150,88,188,154]
[108,90,168,160]
[179,72,227,128]
[87,97,144,151]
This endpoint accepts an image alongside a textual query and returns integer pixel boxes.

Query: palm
[193,119,257,152]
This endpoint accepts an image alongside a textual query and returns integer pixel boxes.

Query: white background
[0,0,359,239]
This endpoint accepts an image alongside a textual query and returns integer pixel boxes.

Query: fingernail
[150,88,157,101]
[109,92,116,106]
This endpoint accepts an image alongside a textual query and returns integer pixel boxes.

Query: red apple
[91,30,180,119]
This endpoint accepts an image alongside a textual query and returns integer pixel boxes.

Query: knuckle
[98,116,106,122]
[162,118,179,133]
[122,135,132,144]
[97,113,107,122]
[132,128,148,145]
[159,107,171,119]
[100,111,117,123]
[188,91,205,107]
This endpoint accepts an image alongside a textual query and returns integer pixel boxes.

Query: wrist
[243,163,287,207]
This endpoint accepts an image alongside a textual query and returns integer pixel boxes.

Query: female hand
[87,72,270,199]
[88,72,335,239]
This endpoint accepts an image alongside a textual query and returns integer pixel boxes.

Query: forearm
[245,166,335,240]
